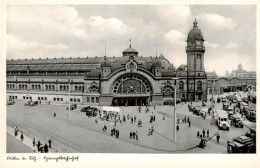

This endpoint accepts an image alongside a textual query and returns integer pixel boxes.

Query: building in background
[207,64,256,95]
[6,20,210,105]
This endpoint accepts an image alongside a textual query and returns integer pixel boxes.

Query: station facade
[6,20,208,106]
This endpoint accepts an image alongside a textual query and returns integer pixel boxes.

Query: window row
[86,96,99,103]
[38,97,47,101]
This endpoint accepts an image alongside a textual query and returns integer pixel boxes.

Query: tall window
[197,81,202,90]
[179,81,184,91]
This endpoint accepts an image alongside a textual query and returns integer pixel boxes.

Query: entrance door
[112,97,148,106]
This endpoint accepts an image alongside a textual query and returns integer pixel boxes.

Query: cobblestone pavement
[6,91,253,153]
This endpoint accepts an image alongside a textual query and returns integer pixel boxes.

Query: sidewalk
[7,125,66,153]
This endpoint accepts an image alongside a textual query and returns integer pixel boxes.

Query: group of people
[33,138,52,153]
[110,127,120,139]
[14,126,24,142]
[129,131,138,140]
[197,129,210,139]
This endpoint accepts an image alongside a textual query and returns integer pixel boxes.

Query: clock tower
[185,19,207,101]
[186,19,205,72]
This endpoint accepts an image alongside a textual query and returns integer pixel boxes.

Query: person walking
[54,112,56,117]
[20,131,24,142]
[133,131,136,139]
[44,143,49,153]
[32,138,36,147]
[153,115,156,122]
[48,139,52,149]
[136,131,138,141]
[217,133,220,143]
[130,132,132,139]
[176,125,179,132]
[188,120,191,127]
[197,131,200,138]
[37,140,42,152]
[207,129,209,138]
[14,127,18,137]
[202,129,205,138]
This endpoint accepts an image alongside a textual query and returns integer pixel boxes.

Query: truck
[227,123,256,153]
[244,106,256,122]
[216,110,229,130]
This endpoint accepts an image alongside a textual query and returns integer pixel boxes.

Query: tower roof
[187,19,204,42]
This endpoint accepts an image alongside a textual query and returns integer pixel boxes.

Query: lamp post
[68,78,71,121]
[172,77,179,143]
[211,79,215,125]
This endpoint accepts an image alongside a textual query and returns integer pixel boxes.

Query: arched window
[19,84,21,89]
[75,85,78,91]
[63,85,66,90]
[60,85,63,90]
[197,81,202,90]
[52,85,55,90]
[162,86,174,98]
[38,85,41,90]
[46,85,48,90]
[79,86,82,91]
[32,85,34,89]
[179,81,184,91]
[25,85,27,89]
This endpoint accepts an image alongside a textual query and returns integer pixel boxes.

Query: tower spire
[156,43,157,57]
[105,42,106,56]
[129,39,132,48]
[193,18,198,28]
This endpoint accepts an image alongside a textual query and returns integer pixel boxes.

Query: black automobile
[66,104,77,110]
[232,116,244,128]
[85,107,98,117]
[81,106,91,112]
[7,101,15,105]
[24,101,38,106]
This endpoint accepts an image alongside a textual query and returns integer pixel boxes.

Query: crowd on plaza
[13,126,54,153]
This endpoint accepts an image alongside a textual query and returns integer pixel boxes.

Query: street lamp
[172,77,179,143]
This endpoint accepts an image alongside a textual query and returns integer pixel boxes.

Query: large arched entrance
[111,73,152,106]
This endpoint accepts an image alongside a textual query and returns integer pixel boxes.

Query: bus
[217,110,230,130]
[239,102,248,113]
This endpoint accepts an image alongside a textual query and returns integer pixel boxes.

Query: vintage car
[7,101,15,105]
[228,111,234,120]
[85,108,98,117]
[81,106,91,112]
[66,104,77,110]
[244,107,256,122]
[232,116,244,128]
[24,101,38,106]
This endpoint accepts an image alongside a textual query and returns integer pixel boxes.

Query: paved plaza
[7,91,254,153]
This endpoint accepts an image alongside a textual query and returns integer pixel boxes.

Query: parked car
[24,101,38,106]
[66,104,77,110]
[81,106,91,112]
[85,107,98,117]
[232,116,244,128]
[7,101,15,105]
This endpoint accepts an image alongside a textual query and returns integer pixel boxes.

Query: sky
[6,5,256,76]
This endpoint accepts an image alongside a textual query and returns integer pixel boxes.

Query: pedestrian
[202,129,205,138]
[114,120,117,126]
[54,112,56,117]
[207,129,209,138]
[163,115,165,120]
[48,139,52,148]
[153,115,156,122]
[154,105,156,110]
[130,132,132,139]
[136,131,138,141]
[123,115,126,122]
[14,127,18,137]
[176,125,179,132]
[148,129,151,136]
[184,117,186,123]
[110,129,113,136]
[197,131,200,138]
[20,131,24,142]
[217,133,220,143]
[37,140,42,151]
[150,116,153,123]
[133,131,136,139]
[177,117,180,124]
[188,120,191,127]
[134,116,136,122]
[44,143,49,153]
[127,114,129,120]
[187,117,190,123]
[131,117,133,123]
[33,138,36,147]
